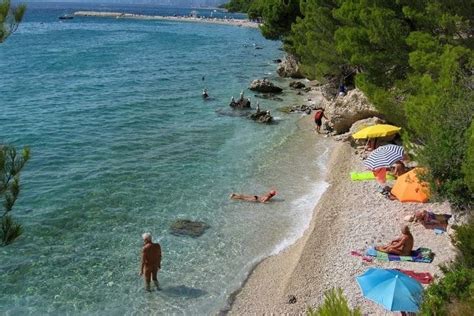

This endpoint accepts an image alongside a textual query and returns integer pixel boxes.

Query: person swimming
[202,89,209,99]
[230,190,277,203]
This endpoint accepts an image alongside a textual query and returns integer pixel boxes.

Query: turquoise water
[0,3,331,314]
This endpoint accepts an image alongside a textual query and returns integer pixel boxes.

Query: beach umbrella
[352,124,401,140]
[391,168,430,203]
[356,268,424,313]
[364,144,404,171]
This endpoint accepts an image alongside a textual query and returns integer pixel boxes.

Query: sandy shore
[228,101,456,314]
[73,11,260,28]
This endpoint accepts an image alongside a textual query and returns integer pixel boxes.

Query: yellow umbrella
[352,124,401,140]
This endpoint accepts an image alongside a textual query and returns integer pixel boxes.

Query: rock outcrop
[277,55,303,78]
[334,117,385,141]
[289,81,306,89]
[230,97,251,109]
[249,79,283,93]
[170,219,210,238]
[249,110,273,123]
[325,89,381,134]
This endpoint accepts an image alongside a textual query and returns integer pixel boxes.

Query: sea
[0,2,332,314]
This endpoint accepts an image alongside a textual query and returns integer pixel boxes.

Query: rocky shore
[226,77,457,314]
[73,11,260,28]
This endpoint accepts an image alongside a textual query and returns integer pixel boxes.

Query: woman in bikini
[230,190,277,203]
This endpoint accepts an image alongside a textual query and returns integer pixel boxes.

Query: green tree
[288,0,348,82]
[0,0,26,43]
[1,0,28,245]
[1,146,30,245]
[254,0,302,40]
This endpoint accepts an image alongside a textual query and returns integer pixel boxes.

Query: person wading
[140,233,162,291]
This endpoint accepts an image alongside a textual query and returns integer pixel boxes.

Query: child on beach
[313,108,328,134]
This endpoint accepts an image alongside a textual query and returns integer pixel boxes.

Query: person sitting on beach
[390,161,407,178]
[230,190,277,203]
[376,225,414,256]
[413,210,451,230]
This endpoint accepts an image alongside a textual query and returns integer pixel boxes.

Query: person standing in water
[140,233,162,291]
[313,108,328,134]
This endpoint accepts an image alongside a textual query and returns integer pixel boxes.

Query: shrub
[307,288,361,316]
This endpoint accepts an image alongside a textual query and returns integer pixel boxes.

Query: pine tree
[0,0,26,43]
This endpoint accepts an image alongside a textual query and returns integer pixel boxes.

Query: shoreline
[227,103,456,313]
[73,11,260,28]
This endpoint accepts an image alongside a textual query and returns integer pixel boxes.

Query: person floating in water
[202,89,209,99]
[230,190,277,203]
[256,101,260,113]
[140,233,162,291]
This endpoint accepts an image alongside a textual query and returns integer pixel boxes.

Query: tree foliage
[0,0,26,43]
[0,146,30,245]
[251,0,473,209]
[307,288,361,316]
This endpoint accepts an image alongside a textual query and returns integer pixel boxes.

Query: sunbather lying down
[376,225,414,256]
[230,190,277,203]
[414,210,451,229]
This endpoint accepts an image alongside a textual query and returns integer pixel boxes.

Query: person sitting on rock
[230,190,277,203]
[376,225,414,256]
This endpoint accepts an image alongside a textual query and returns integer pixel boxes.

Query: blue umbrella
[356,268,424,312]
[364,144,404,170]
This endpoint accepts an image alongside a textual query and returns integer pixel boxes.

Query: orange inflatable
[391,168,430,203]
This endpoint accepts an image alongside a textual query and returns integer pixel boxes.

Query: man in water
[230,190,277,203]
[313,108,328,134]
[140,233,162,291]
[202,89,209,99]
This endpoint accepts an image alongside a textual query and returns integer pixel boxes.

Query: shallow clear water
[0,3,331,314]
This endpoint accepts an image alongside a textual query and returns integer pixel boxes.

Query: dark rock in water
[249,79,283,93]
[254,94,283,101]
[230,97,251,109]
[289,81,306,89]
[287,295,297,304]
[273,59,282,63]
[215,108,251,117]
[278,104,319,114]
[170,219,210,237]
[248,110,273,124]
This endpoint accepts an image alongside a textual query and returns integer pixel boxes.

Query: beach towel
[366,247,434,263]
[350,171,395,181]
[423,212,452,231]
[396,269,434,284]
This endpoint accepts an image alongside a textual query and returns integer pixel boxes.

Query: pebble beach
[228,90,457,314]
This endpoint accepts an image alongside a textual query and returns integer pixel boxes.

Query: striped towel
[366,247,434,263]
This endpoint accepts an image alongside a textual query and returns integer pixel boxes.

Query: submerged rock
[254,94,283,101]
[289,81,306,89]
[249,79,283,93]
[170,219,210,238]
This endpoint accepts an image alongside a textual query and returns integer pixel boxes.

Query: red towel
[397,269,434,284]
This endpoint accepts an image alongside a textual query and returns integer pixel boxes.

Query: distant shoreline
[73,11,260,28]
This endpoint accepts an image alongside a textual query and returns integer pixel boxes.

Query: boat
[59,14,74,20]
